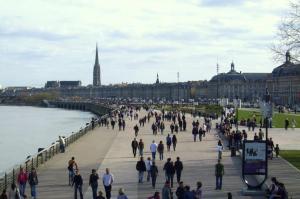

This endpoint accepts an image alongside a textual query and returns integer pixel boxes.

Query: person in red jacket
[17,167,28,197]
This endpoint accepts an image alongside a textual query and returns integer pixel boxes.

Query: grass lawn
[280,150,300,170]
[237,109,300,128]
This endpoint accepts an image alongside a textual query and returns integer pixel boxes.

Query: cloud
[200,0,245,7]
[0,25,77,41]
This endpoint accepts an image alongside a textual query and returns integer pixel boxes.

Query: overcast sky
[0,0,291,87]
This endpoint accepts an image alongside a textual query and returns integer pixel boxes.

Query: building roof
[272,52,300,77]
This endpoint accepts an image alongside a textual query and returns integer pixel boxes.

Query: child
[275,144,280,158]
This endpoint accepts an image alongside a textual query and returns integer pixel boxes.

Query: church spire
[93,43,101,86]
[95,43,99,65]
[156,73,159,84]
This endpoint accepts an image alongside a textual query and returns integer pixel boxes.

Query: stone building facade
[47,52,300,106]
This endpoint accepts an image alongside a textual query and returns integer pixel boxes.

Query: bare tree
[272,0,300,63]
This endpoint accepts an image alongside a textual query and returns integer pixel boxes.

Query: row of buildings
[3,46,299,106]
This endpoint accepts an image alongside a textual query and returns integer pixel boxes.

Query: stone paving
[26,109,300,198]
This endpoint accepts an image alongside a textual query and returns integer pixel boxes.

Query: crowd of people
[2,105,294,199]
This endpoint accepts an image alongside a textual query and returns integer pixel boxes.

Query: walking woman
[217,140,223,160]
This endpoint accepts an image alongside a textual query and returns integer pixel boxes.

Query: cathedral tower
[93,44,101,86]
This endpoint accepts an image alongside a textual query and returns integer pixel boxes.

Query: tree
[272,1,300,62]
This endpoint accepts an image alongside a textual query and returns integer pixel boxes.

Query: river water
[0,105,95,174]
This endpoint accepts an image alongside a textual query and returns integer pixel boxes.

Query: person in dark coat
[72,170,83,199]
[89,169,99,199]
[136,157,147,183]
[131,138,138,157]
[150,162,158,188]
[174,157,183,183]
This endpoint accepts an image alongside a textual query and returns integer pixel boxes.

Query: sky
[0,0,291,87]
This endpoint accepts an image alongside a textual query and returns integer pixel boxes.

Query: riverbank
[0,106,97,176]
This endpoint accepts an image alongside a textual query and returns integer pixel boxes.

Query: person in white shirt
[102,168,114,199]
[150,140,158,160]
[217,140,223,160]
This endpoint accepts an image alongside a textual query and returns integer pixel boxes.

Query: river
[0,105,95,174]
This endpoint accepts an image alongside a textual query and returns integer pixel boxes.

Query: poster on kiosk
[243,141,267,175]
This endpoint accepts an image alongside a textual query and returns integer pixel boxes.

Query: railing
[0,108,118,193]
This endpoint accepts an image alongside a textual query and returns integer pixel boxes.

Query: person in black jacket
[174,157,183,183]
[150,162,158,188]
[131,138,138,157]
[136,157,146,183]
[72,170,83,199]
[89,169,99,199]
[175,181,184,199]
[163,158,175,188]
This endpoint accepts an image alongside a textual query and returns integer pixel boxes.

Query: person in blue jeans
[89,169,99,199]
[215,159,224,190]
[28,167,38,199]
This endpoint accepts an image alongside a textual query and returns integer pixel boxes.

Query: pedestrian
[28,167,38,199]
[96,191,105,199]
[227,192,232,199]
[292,118,296,130]
[174,157,183,183]
[150,162,158,188]
[275,144,280,158]
[0,189,7,199]
[175,181,184,199]
[131,138,138,157]
[146,157,152,182]
[122,120,126,131]
[192,126,198,142]
[166,134,172,152]
[258,129,264,140]
[8,184,20,199]
[138,139,144,157]
[215,159,224,190]
[198,127,203,141]
[134,124,139,137]
[68,157,78,185]
[136,157,147,183]
[72,170,83,199]
[217,140,223,160]
[194,181,203,199]
[148,191,160,199]
[157,141,164,161]
[150,140,158,160]
[89,169,99,199]
[102,168,114,199]
[117,188,128,199]
[161,181,172,199]
[163,158,175,188]
[17,167,27,198]
[172,135,177,151]
[183,186,194,199]
[59,136,65,153]
[285,118,289,130]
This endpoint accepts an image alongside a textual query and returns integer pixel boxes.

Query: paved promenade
[27,109,299,198]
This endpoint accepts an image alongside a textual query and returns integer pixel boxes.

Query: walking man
[89,169,99,199]
[138,139,144,157]
[150,162,158,188]
[146,157,152,182]
[28,167,38,199]
[150,140,158,160]
[131,138,138,157]
[72,170,83,199]
[103,168,114,199]
[215,159,224,190]
[174,157,183,183]
[136,157,147,183]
